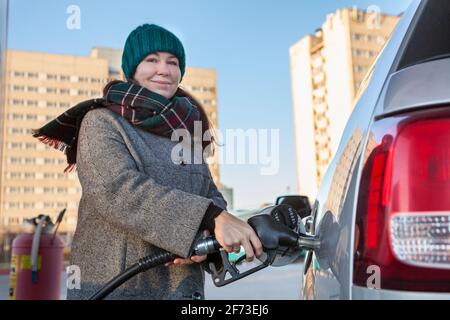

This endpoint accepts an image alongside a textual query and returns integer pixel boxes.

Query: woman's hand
[164,255,207,267]
[213,211,263,262]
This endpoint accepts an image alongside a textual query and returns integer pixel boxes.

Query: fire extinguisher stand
[9,209,66,300]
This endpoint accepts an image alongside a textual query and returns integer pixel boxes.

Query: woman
[32,24,262,299]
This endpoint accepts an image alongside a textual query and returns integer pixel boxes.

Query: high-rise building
[1,50,109,234]
[181,67,221,183]
[289,7,400,200]
[0,49,221,235]
[90,47,124,81]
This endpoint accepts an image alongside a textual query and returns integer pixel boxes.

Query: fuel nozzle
[192,236,221,256]
[248,214,299,250]
[199,204,320,287]
[192,204,321,287]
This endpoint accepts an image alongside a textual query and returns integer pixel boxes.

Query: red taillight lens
[365,135,393,250]
[354,108,450,292]
[391,119,450,212]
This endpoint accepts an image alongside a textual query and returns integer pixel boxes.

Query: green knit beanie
[122,24,186,80]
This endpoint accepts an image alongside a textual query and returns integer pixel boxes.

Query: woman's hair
[102,80,216,154]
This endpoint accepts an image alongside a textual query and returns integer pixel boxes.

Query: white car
[297,0,450,299]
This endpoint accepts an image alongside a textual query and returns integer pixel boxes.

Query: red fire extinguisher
[9,209,66,300]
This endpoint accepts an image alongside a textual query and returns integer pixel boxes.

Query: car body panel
[302,0,432,299]
[302,0,450,299]
[380,58,450,117]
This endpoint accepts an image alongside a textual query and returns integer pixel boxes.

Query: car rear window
[396,0,450,70]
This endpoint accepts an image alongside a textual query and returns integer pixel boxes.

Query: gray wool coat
[66,108,227,300]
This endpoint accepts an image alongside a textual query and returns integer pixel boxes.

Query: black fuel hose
[88,250,177,300]
[89,237,220,300]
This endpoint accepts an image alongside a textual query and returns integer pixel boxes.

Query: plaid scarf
[32,81,201,173]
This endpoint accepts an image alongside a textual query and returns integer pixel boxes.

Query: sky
[7,0,413,209]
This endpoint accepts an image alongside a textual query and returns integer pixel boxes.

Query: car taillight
[354,108,450,292]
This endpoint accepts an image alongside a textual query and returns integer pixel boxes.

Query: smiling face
[133,52,181,99]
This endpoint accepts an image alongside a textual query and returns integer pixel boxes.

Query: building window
[6,187,21,194]
[351,33,365,41]
[60,75,70,81]
[356,11,365,23]
[27,100,38,107]
[9,128,32,135]
[24,172,35,179]
[24,203,35,209]
[44,187,55,193]
[8,142,20,149]
[12,99,25,106]
[8,202,21,209]
[354,65,369,74]
[44,158,57,165]
[8,172,21,179]
[44,202,56,208]
[46,88,57,94]
[47,74,58,80]
[24,158,36,165]
[12,85,25,92]
[13,71,25,77]
[9,157,22,165]
[24,187,34,193]
[8,142,21,149]
[353,49,361,57]
[8,113,23,120]
[8,217,20,224]
[27,72,39,79]
[44,173,55,179]
[57,173,67,179]
[353,49,377,59]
